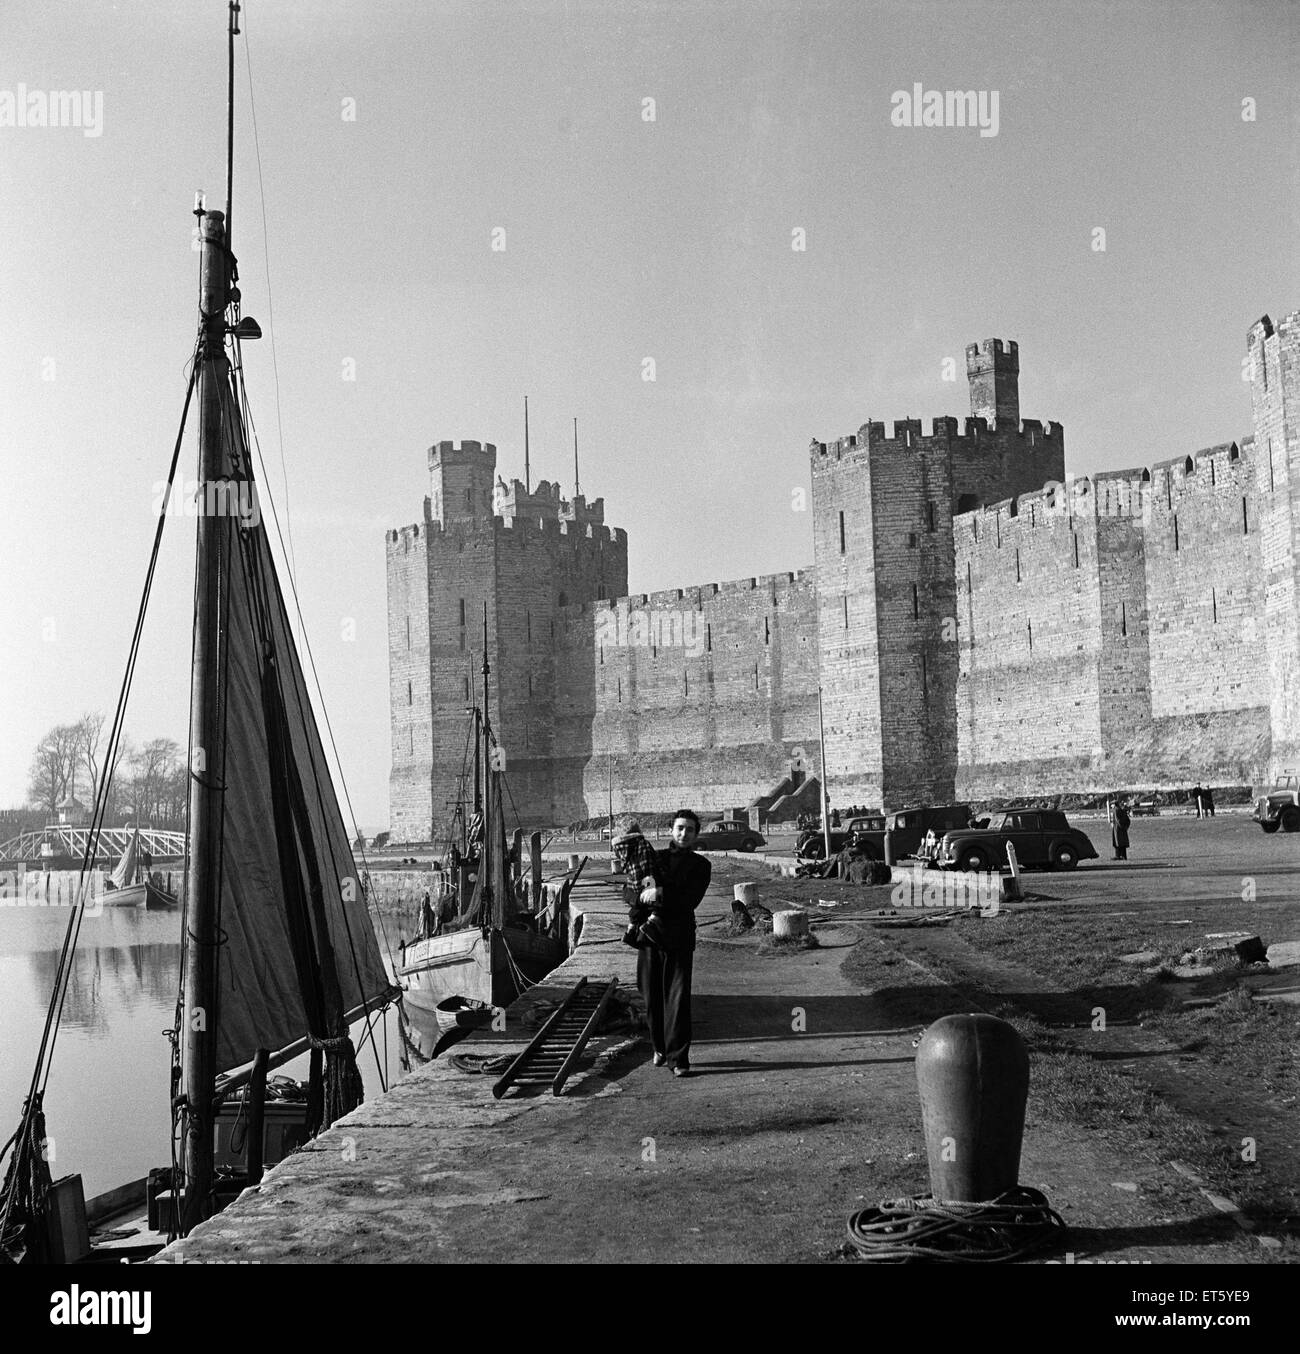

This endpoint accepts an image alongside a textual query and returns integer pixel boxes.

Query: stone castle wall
[953,425,1276,799]
[553,572,821,819]
[388,314,1298,837]
[1250,315,1300,778]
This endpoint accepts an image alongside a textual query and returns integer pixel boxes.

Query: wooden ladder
[491,976,618,1098]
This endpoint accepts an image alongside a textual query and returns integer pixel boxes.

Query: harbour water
[0,887,410,1203]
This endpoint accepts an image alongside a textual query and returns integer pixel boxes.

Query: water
[0,894,412,1202]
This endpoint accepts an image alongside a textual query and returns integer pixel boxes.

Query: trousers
[637,945,694,1068]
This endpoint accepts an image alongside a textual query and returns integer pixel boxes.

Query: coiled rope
[450,1052,515,1076]
[845,1186,1066,1262]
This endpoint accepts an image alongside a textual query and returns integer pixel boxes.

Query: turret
[966,339,1019,427]
[428,440,497,525]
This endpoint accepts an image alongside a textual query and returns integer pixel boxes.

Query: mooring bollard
[567,853,581,872]
[772,909,809,940]
[915,1013,1029,1202]
[1004,842,1023,902]
[883,829,894,868]
[734,881,760,909]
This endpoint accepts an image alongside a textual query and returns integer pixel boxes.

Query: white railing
[0,826,188,863]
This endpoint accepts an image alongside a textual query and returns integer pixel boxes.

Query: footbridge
[0,826,187,864]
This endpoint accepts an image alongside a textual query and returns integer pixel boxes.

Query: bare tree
[74,712,128,819]
[160,757,188,828]
[27,724,81,816]
[127,738,181,824]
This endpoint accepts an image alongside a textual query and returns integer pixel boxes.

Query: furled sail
[201,379,394,1078]
[108,827,139,889]
[453,773,516,931]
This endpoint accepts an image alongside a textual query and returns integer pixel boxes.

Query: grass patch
[1143,988,1300,1099]
[997,1011,1288,1219]
[756,931,820,954]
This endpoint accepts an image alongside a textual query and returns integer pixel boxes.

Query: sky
[1,0,1296,831]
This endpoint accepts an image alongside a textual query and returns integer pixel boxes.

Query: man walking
[1112,797,1131,861]
[638,808,711,1078]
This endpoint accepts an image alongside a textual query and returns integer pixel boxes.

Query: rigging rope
[0,353,199,1257]
[844,1187,1067,1263]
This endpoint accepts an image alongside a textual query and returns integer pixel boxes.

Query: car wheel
[739,839,757,853]
[959,847,990,873]
[1051,843,1078,871]
[1260,820,1281,834]
[1282,808,1300,833]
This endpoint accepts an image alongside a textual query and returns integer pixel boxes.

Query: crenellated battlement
[812,412,1063,465]
[560,567,815,620]
[965,338,1018,366]
[954,434,1258,543]
[427,439,497,464]
[494,514,624,549]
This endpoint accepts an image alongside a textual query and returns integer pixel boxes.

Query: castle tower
[1249,312,1300,778]
[388,439,628,842]
[966,339,1019,427]
[812,342,1063,810]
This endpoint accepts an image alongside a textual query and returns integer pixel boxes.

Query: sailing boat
[0,1,399,1261]
[398,615,568,1018]
[96,825,177,909]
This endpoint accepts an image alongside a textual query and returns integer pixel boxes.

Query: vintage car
[925,809,1098,872]
[796,805,971,862]
[696,819,766,853]
[795,814,885,860]
[1253,772,1300,834]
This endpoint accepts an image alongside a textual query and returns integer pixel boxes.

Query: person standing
[1112,798,1131,861]
[1203,785,1215,817]
[1191,783,1204,819]
[637,808,711,1078]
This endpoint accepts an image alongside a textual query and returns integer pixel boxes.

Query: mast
[181,205,231,1232]
[472,707,481,818]
[481,603,492,921]
[523,395,531,494]
[573,417,580,498]
[817,686,832,861]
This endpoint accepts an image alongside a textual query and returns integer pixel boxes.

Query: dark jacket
[655,845,712,952]
[1112,805,1130,849]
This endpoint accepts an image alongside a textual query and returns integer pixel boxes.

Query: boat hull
[96,879,179,909]
[399,926,565,1012]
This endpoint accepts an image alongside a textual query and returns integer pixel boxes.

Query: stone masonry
[388,313,1298,838]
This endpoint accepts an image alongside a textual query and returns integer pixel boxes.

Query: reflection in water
[0,907,414,1201]
[25,940,180,1036]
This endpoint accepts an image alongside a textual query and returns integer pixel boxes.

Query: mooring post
[245,1048,269,1186]
[529,831,543,911]
[915,1014,1029,1201]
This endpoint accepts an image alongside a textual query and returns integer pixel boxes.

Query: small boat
[95,826,178,909]
[434,994,494,1034]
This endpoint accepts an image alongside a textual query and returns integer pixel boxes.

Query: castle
[387,310,1298,842]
